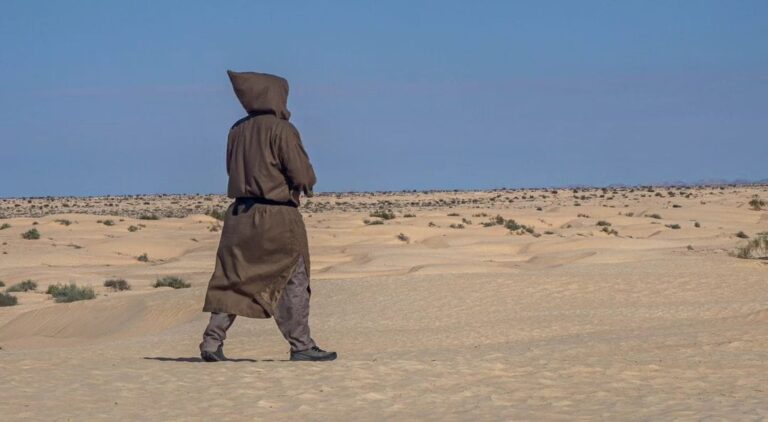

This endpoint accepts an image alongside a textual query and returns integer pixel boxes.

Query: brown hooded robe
[202,71,316,319]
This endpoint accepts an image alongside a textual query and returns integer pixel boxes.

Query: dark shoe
[290,346,337,361]
[201,345,227,362]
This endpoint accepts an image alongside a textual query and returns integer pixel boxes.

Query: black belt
[233,197,297,215]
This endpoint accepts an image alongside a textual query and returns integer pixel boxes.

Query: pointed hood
[227,70,291,120]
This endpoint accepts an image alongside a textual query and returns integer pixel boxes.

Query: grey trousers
[200,256,316,353]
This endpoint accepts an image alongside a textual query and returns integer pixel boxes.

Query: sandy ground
[1,186,767,420]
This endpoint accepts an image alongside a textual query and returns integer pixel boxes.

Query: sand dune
[1,186,767,420]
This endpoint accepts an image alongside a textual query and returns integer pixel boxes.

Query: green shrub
[447,212,460,217]
[363,219,384,225]
[646,213,662,219]
[6,280,37,292]
[206,208,226,221]
[396,233,410,243]
[153,276,190,289]
[504,219,536,235]
[369,209,395,220]
[449,223,465,229]
[601,226,618,236]
[0,292,18,306]
[137,253,149,262]
[139,214,160,220]
[0,223,10,230]
[128,225,140,232]
[21,228,40,240]
[735,231,749,239]
[46,283,96,303]
[734,234,768,259]
[104,279,131,291]
[403,213,416,218]
[55,219,72,226]
[666,224,681,230]
[694,221,701,228]
[102,220,115,226]
[596,220,611,227]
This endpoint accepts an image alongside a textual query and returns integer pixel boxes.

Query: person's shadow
[143,357,288,363]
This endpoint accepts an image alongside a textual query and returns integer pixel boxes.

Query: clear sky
[1,1,766,197]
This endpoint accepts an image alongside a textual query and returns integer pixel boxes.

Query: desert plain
[0,185,767,420]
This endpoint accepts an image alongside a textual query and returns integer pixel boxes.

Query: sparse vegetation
[0,223,10,230]
[0,292,18,306]
[54,219,72,226]
[206,208,226,221]
[46,283,96,303]
[735,231,749,239]
[137,253,149,262]
[461,218,472,225]
[733,234,768,259]
[647,213,662,219]
[396,233,410,243]
[666,224,681,230]
[449,223,465,229]
[505,219,536,235]
[369,209,395,220]
[403,213,416,218]
[6,280,37,292]
[694,221,701,228]
[101,219,115,226]
[428,222,437,227]
[0,280,4,287]
[104,278,131,291]
[153,276,190,289]
[128,225,140,232]
[601,226,619,236]
[363,219,384,225]
[749,195,766,211]
[596,220,611,227]
[481,215,506,227]
[139,214,160,220]
[447,212,460,217]
[21,228,40,240]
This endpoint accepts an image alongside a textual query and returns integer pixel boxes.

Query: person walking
[200,70,336,362]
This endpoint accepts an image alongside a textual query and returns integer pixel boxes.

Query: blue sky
[1,1,766,197]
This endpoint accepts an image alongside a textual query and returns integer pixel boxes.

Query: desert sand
[1,186,767,420]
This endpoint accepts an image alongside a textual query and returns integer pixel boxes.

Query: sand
[1,186,767,420]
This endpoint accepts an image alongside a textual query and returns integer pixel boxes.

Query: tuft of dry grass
[733,234,768,259]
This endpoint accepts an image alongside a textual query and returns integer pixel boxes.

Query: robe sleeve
[277,123,316,197]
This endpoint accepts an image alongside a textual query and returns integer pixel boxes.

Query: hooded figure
[200,71,336,362]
